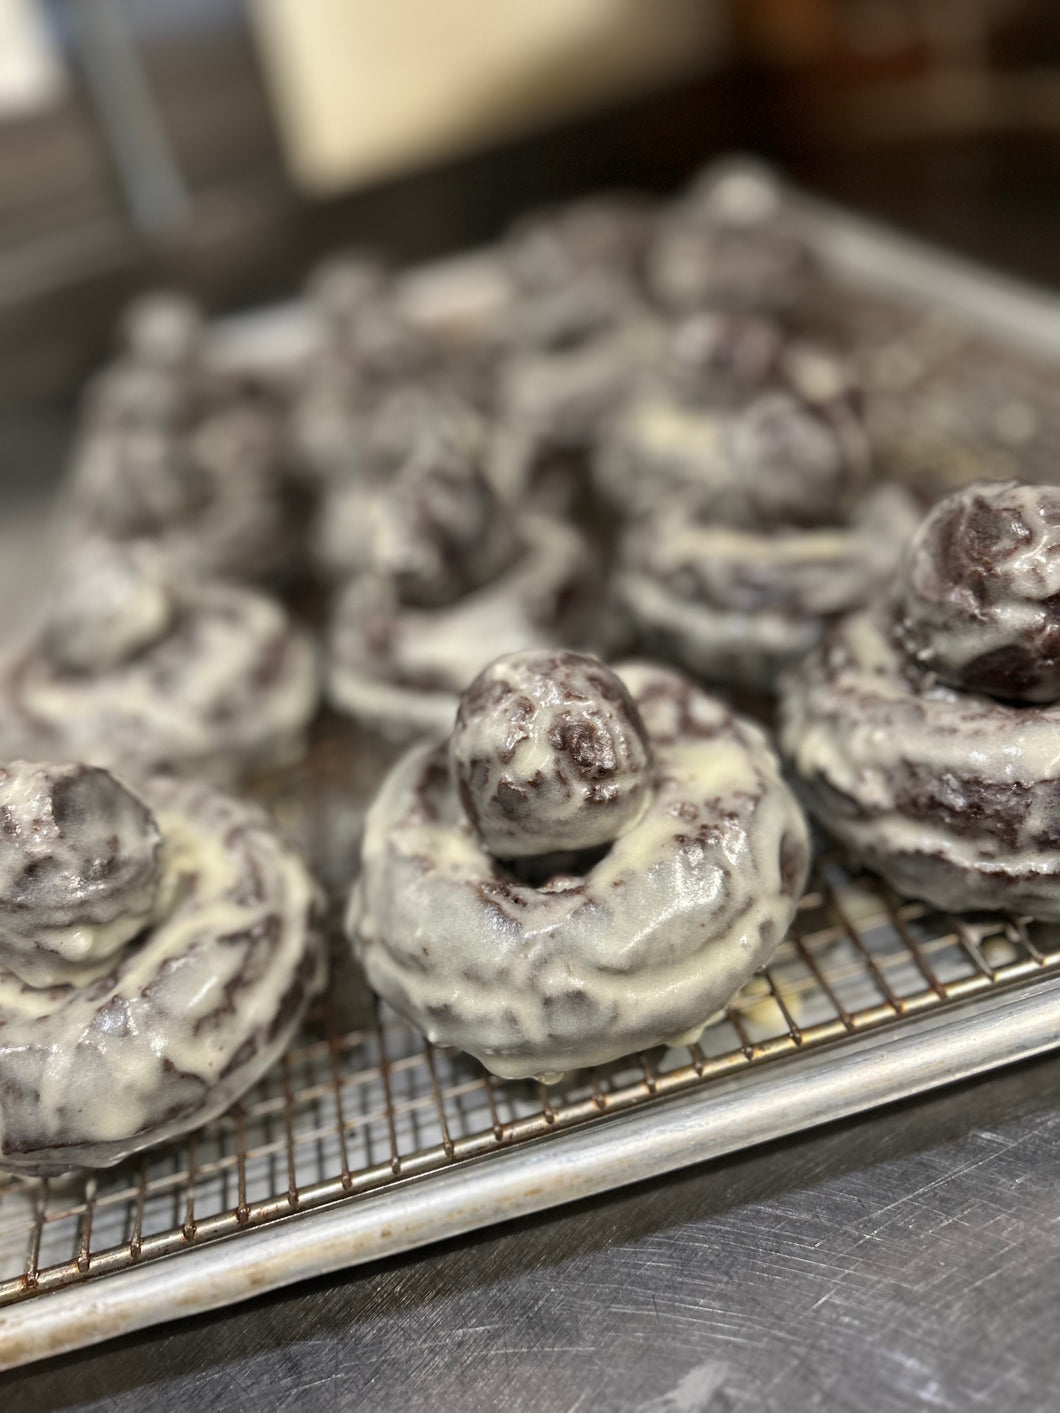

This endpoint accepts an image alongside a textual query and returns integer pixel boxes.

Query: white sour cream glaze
[348,662,809,1079]
[0,775,325,1175]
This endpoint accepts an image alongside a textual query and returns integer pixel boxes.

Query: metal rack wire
[2,858,1057,1309]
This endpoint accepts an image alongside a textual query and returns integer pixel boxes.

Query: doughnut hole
[726,392,860,528]
[898,481,1060,703]
[450,650,654,860]
[0,762,162,984]
[42,541,177,674]
[371,443,517,608]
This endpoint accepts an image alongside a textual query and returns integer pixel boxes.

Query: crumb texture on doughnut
[349,658,809,1079]
[0,774,325,1175]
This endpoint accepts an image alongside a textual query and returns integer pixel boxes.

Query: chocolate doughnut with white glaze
[290,254,444,485]
[67,291,293,585]
[645,167,819,317]
[779,481,1060,916]
[617,484,921,691]
[348,650,809,1079]
[0,541,318,784]
[597,386,869,525]
[0,764,324,1174]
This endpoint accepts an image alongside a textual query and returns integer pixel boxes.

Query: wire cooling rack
[6,164,1060,1368]
[1,861,1058,1311]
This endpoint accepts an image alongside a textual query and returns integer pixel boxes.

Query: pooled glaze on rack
[0,543,318,784]
[349,657,809,1079]
[0,773,325,1175]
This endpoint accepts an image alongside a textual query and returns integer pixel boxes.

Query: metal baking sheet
[4,161,1060,1371]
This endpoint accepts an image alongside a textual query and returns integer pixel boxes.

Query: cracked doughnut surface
[0,773,324,1174]
[348,659,809,1079]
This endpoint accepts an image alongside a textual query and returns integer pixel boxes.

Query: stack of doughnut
[64,291,294,585]
[603,329,920,691]
[780,482,1060,916]
[349,650,809,1079]
[326,437,595,741]
[0,540,318,784]
[0,761,324,1173]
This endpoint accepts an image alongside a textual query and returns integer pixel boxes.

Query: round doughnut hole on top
[449,649,654,862]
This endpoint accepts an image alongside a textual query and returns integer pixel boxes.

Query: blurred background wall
[1,0,1058,416]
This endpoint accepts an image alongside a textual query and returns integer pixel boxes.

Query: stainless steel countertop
[3,1051,1059,1411]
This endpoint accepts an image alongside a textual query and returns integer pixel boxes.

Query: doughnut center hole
[495,840,612,890]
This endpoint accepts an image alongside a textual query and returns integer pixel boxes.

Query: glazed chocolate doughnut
[499,318,663,459]
[661,312,785,409]
[779,481,1060,916]
[307,252,436,381]
[290,255,444,484]
[0,766,324,1174]
[84,291,207,433]
[617,485,921,691]
[0,763,162,988]
[502,195,655,351]
[645,168,818,316]
[0,541,318,784]
[327,508,594,742]
[597,388,869,526]
[311,397,489,580]
[68,291,292,585]
[349,651,809,1079]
